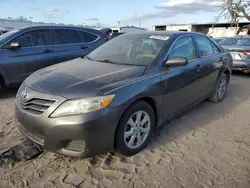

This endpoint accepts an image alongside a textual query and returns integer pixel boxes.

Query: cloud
[43,8,58,21]
[156,0,222,8]
[85,17,99,21]
[156,0,222,13]
[123,0,222,23]
[43,8,70,22]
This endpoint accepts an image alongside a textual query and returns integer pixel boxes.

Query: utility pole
[139,20,141,28]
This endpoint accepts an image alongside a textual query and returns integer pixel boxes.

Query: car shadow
[148,76,247,150]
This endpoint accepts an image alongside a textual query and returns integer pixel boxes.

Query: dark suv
[0,25,107,88]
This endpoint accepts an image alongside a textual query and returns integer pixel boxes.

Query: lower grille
[20,98,56,115]
[16,122,44,145]
[65,140,86,152]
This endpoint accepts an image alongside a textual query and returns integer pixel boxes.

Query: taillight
[243,50,250,55]
[99,30,108,41]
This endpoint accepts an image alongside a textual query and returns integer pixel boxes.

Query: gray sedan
[15,31,232,158]
[220,36,250,73]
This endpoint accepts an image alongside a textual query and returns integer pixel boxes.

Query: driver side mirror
[165,57,188,67]
[6,42,21,50]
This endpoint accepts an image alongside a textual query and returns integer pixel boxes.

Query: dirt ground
[0,74,250,188]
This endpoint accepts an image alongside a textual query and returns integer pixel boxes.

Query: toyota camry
[15,31,232,158]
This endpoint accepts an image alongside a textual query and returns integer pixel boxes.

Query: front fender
[102,73,164,127]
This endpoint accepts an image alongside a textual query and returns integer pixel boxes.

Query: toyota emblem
[21,89,28,102]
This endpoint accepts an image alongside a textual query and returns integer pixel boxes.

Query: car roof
[224,35,250,39]
[122,31,206,37]
[17,25,98,31]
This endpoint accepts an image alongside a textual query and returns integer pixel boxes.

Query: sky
[0,0,226,29]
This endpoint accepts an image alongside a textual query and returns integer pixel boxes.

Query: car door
[161,35,204,121]
[49,29,91,64]
[1,29,53,84]
[193,35,223,99]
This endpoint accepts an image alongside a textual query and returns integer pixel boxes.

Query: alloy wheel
[217,76,227,100]
[124,111,151,149]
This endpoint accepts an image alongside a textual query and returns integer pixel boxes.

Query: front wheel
[115,101,155,156]
[209,73,229,103]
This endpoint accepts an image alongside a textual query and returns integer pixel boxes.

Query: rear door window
[195,36,214,57]
[54,29,82,45]
[211,42,221,54]
[80,31,98,43]
[169,36,197,60]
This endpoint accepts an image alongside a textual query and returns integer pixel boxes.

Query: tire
[0,74,5,91]
[209,73,229,103]
[115,101,155,156]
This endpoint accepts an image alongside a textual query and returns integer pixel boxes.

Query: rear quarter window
[80,31,98,43]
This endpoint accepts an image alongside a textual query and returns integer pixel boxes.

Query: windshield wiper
[98,59,116,64]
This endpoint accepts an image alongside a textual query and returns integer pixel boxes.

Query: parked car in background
[109,32,125,40]
[213,37,226,44]
[100,28,112,40]
[220,36,250,73]
[0,30,8,36]
[15,31,232,158]
[0,25,108,89]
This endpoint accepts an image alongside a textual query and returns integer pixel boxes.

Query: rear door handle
[80,45,88,50]
[44,49,54,53]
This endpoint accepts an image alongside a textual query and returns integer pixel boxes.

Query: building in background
[0,19,146,35]
[152,22,250,38]
[120,26,146,33]
[96,26,146,33]
[0,18,68,30]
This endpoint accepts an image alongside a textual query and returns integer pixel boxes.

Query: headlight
[50,95,115,117]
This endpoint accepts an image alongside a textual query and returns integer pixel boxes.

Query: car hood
[25,58,146,99]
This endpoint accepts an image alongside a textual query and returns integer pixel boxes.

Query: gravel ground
[0,74,250,188]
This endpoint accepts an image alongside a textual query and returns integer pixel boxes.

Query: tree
[5,16,32,22]
[219,0,250,23]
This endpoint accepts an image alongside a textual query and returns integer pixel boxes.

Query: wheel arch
[113,96,158,149]
[223,69,231,80]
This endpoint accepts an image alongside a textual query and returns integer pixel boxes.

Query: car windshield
[220,38,250,46]
[0,29,19,43]
[87,34,169,66]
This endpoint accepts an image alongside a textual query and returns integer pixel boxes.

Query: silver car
[220,36,250,73]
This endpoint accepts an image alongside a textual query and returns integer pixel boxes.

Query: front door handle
[44,49,54,53]
[196,64,202,72]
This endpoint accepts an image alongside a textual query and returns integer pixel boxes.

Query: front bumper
[15,87,121,158]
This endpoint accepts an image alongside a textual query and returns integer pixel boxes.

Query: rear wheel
[209,73,229,103]
[115,101,155,156]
